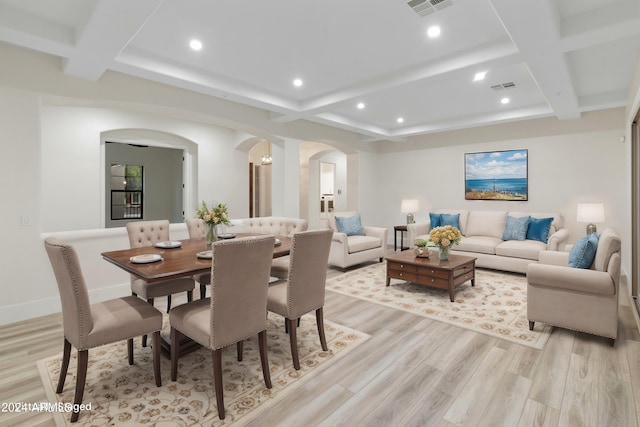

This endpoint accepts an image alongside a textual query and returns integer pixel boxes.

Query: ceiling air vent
[491,82,516,91]
[406,0,454,17]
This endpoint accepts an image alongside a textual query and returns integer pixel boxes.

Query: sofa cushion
[510,211,562,236]
[456,236,502,255]
[429,212,441,230]
[466,211,507,239]
[568,233,599,269]
[527,217,554,243]
[433,209,469,235]
[495,239,546,260]
[335,215,365,236]
[440,213,460,229]
[502,215,530,241]
[347,235,382,253]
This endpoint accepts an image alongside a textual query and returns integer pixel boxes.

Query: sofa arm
[363,226,388,241]
[407,222,430,247]
[527,263,615,295]
[547,228,569,251]
[331,232,348,245]
[538,250,570,266]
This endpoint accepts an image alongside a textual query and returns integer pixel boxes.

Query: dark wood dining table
[101,234,292,358]
[101,234,292,284]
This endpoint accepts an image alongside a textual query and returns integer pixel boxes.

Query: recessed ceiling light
[473,71,487,81]
[427,26,441,38]
[293,78,303,87]
[501,97,510,104]
[357,102,365,109]
[189,39,202,51]
[397,117,404,124]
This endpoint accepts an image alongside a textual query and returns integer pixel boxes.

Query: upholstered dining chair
[44,237,162,423]
[267,229,333,370]
[185,218,210,298]
[169,235,275,420]
[126,220,195,312]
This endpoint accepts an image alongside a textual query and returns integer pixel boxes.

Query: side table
[394,225,409,252]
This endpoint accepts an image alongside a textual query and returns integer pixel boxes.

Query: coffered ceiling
[1,0,639,142]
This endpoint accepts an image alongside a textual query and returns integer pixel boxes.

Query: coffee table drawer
[453,263,474,277]
[388,269,418,282]
[387,261,418,273]
[417,274,449,288]
[420,267,450,280]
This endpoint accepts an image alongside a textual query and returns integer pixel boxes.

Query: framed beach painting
[465,149,528,201]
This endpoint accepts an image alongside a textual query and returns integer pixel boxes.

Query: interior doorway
[248,141,273,217]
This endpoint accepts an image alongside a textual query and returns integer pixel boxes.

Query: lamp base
[406,213,414,224]
[586,223,597,235]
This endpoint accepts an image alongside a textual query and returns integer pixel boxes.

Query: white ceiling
[1,0,639,142]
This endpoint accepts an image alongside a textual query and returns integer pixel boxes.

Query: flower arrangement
[428,225,462,260]
[196,201,230,226]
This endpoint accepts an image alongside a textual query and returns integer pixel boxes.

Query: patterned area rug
[326,261,551,349]
[37,313,368,426]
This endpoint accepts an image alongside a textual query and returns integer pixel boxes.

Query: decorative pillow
[568,233,599,268]
[440,213,460,229]
[429,212,441,230]
[335,215,365,236]
[502,215,530,241]
[526,217,554,243]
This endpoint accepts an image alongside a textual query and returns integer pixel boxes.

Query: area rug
[37,314,368,426]
[326,262,551,349]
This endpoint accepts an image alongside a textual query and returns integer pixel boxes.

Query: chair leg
[316,307,328,351]
[200,284,207,299]
[71,350,88,423]
[213,349,225,419]
[166,295,172,313]
[152,331,161,386]
[258,330,272,389]
[528,321,535,331]
[379,257,383,262]
[170,327,182,381]
[187,290,193,302]
[287,318,300,370]
[127,338,134,365]
[142,298,154,347]
[237,341,243,361]
[56,338,72,393]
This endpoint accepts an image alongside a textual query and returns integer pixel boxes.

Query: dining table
[101,233,292,357]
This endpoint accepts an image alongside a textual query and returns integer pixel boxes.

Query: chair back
[44,237,92,349]
[126,220,170,248]
[186,218,206,238]
[209,235,275,349]
[286,229,333,319]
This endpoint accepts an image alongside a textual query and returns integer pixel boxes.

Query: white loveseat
[407,209,569,274]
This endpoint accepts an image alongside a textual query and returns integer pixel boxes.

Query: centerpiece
[428,225,462,261]
[196,201,231,246]
[414,238,431,258]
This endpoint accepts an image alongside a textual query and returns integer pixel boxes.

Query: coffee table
[385,250,476,302]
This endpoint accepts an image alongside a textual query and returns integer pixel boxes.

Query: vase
[205,223,217,246]
[439,245,450,261]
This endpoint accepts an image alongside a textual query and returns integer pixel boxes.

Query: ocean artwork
[465,149,528,200]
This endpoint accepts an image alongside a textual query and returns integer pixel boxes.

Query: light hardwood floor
[2,259,640,426]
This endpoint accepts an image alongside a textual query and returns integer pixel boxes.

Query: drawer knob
[431,278,435,282]
[399,273,403,276]
[430,269,435,273]
[400,264,404,268]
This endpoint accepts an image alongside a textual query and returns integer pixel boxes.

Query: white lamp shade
[576,203,605,223]
[401,199,419,213]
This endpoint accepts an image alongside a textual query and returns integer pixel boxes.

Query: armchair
[326,211,388,271]
[527,228,621,344]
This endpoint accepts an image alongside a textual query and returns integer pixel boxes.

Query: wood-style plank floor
[2,258,640,426]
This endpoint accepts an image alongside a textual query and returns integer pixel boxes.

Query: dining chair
[169,235,275,420]
[126,220,195,312]
[185,217,210,298]
[267,229,333,370]
[44,237,162,423]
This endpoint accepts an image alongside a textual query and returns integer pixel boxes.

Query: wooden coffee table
[385,250,476,302]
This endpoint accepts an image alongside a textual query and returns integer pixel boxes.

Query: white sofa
[407,209,569,274]
[326,211,388,271]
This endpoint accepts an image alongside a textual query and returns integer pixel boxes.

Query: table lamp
[576,203,605,234]
[401,199,419,224]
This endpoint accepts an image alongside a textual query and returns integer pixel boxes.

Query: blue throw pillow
[526,217,554,243]
[429,212,441,230]
[568,233,599,268]
[502,215,530,241]
[335,215,365,236]
[440,213,460,229]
